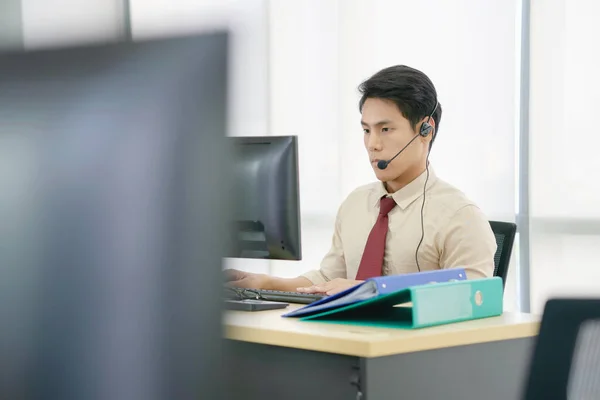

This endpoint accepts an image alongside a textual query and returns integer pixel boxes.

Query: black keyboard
[224,286,324,304]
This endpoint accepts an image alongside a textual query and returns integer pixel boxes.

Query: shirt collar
[373,165,438,210]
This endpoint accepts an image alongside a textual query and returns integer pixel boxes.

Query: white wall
[21,0,125,48]
[529,0,600,313]
[130,0,270,139]
[268,0,520,310]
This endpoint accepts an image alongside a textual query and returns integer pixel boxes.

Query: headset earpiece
[420,101,439,138]
[420,122,432,137]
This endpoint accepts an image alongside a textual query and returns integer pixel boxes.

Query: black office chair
[489,221,517,288]
[523,299,600,400]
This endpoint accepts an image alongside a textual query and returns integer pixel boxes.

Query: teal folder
[300,277,503,329]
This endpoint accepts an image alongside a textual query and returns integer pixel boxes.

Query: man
[226,65,496,295]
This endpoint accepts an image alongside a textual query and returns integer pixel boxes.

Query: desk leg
[360,337,535,400]
[225,341,360,400]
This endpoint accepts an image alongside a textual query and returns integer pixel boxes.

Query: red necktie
[355,196,397,280]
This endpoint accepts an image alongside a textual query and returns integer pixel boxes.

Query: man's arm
[437,205,497,279]
[264,276,314,292]
[224,269,313,291]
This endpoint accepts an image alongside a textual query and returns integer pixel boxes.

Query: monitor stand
[234,220,270,259]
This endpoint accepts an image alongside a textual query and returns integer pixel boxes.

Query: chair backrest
[523,299,600,400]
[489,221,517,288]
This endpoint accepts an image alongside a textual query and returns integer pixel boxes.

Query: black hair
[358,65,442,145]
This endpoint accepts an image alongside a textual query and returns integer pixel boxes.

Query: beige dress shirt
[302,166,497,285]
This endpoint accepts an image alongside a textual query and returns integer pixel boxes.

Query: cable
[413,99,438,272]
[414,155,430,272]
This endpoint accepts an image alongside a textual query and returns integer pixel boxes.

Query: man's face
[361,98,428,182]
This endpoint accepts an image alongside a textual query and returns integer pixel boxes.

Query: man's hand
[224,269,272,290]
[296,278,363,296]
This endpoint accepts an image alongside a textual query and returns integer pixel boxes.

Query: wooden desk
[225,305,540,400]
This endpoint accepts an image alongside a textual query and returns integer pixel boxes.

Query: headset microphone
[377,130,425,170]
[376,159,389,170]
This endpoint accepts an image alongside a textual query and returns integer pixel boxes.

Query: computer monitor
[229,135,302,260]
[0,34,232,400]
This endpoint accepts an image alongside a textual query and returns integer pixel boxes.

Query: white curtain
[529,0,600,313]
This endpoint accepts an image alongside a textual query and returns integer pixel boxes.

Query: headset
[375,100,439,271]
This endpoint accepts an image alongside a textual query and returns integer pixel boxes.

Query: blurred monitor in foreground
[0,33,232,399]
